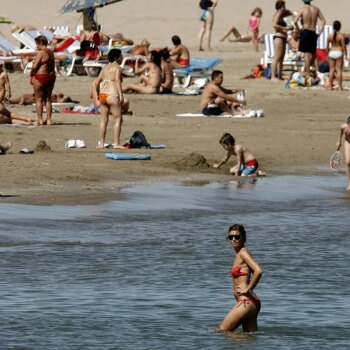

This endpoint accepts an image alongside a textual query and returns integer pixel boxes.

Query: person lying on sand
[7,91,78,105]
[200,70,249,116]
[0,103,37,125]
[0,141,12,154]
[129,39,150,56]
[212,132,266,176]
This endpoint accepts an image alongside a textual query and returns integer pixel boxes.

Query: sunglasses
[228,235,241,241]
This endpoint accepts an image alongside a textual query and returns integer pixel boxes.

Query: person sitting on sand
[0,141,12,154]
[122,51,162,94]
[0,61,11,103]
[220,7,264,52]
[0,103,37,125]
[212,132,266,176]
[169,35,190,68]
[200,70,247,116]
[159,48,174,94]
[336,116,350,191]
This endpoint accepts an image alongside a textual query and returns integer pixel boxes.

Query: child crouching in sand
[213,133,266,176]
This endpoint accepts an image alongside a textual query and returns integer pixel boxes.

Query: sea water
[0,175,349,350]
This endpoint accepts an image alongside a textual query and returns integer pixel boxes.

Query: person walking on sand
[0,61,11,103]
[200,70,247,116]
[198,0,218,51]
[327,20,347,91]
[30,35,56,126]
[94,49,125,149]
[212,133,266,176]
[336,116,350,191]
[219,224,263,332]
[294,0,326,79]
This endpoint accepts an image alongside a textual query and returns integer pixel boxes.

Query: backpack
[129,131,150,148]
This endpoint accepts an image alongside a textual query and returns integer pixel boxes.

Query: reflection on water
[0,176,349,349]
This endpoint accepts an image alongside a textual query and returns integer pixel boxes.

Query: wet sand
[0,0,349,204]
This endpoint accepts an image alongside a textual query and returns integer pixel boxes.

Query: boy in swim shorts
[212,132,265,176]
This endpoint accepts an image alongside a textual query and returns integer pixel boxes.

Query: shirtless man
[294,0,326,78]
[0,142,11,154]
[0,62,11,103]
[213,133,265,176]
[169,35,190,68]
[0,103,36,125]
[200,70,246,116]
[336,116,350,191]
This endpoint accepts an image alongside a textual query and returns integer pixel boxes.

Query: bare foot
[123,110,133,116]
[113,144,125,149]
[0,142,12,153]
[96,141,105,149]
[46,120,52,126]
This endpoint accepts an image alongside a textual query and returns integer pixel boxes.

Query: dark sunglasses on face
[228,235,241,241]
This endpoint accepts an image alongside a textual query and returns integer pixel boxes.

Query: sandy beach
[1,0,349,204]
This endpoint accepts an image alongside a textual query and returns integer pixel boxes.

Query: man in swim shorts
[294,0,326,78]
[169,35,190,68]
[200,70,246,116]
[212,132,266,176]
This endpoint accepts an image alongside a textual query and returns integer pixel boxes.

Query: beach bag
[128,131,150,148]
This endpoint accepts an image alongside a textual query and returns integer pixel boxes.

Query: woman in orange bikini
[219,224,263,332]
[94,49,125,149]
[30,35,56,125]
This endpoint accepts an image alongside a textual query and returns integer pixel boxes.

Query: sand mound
[174,152,210,169]
[34,140,52,152]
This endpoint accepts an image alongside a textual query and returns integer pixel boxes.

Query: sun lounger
[83,55,148,77]
[173,57,223,88]
[261,34,304,71]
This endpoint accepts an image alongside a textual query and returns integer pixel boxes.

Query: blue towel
[105,153,151,160]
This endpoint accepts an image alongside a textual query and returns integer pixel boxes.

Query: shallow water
[0,175,349,350]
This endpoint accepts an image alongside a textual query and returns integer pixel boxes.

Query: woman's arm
[30,52,43,76]
[336,125,345,150]
[239,248,263,293]
[5,73,11,98]
[115,68,124,102]
[135,61,149,75]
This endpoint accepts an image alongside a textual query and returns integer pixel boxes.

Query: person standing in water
[336,116,350,191]
[219,224,263,332]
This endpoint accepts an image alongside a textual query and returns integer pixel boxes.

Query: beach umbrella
[58,0,124,14]
[0,16,13,24]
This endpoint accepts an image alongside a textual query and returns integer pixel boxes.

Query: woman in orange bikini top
[219,224,263,332]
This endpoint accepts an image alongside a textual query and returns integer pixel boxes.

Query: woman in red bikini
[30,35,56,125]
[219,224,263,332]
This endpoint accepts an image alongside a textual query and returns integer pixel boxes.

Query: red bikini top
[231,265,250,278]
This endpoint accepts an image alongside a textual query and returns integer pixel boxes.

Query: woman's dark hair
[228,224,246,242]
[333,20,341,40]
[159,48,170,60]
[275,0,285,10]
[35,35,48,46]
[149,50,161,67]
[108,48,122,63]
